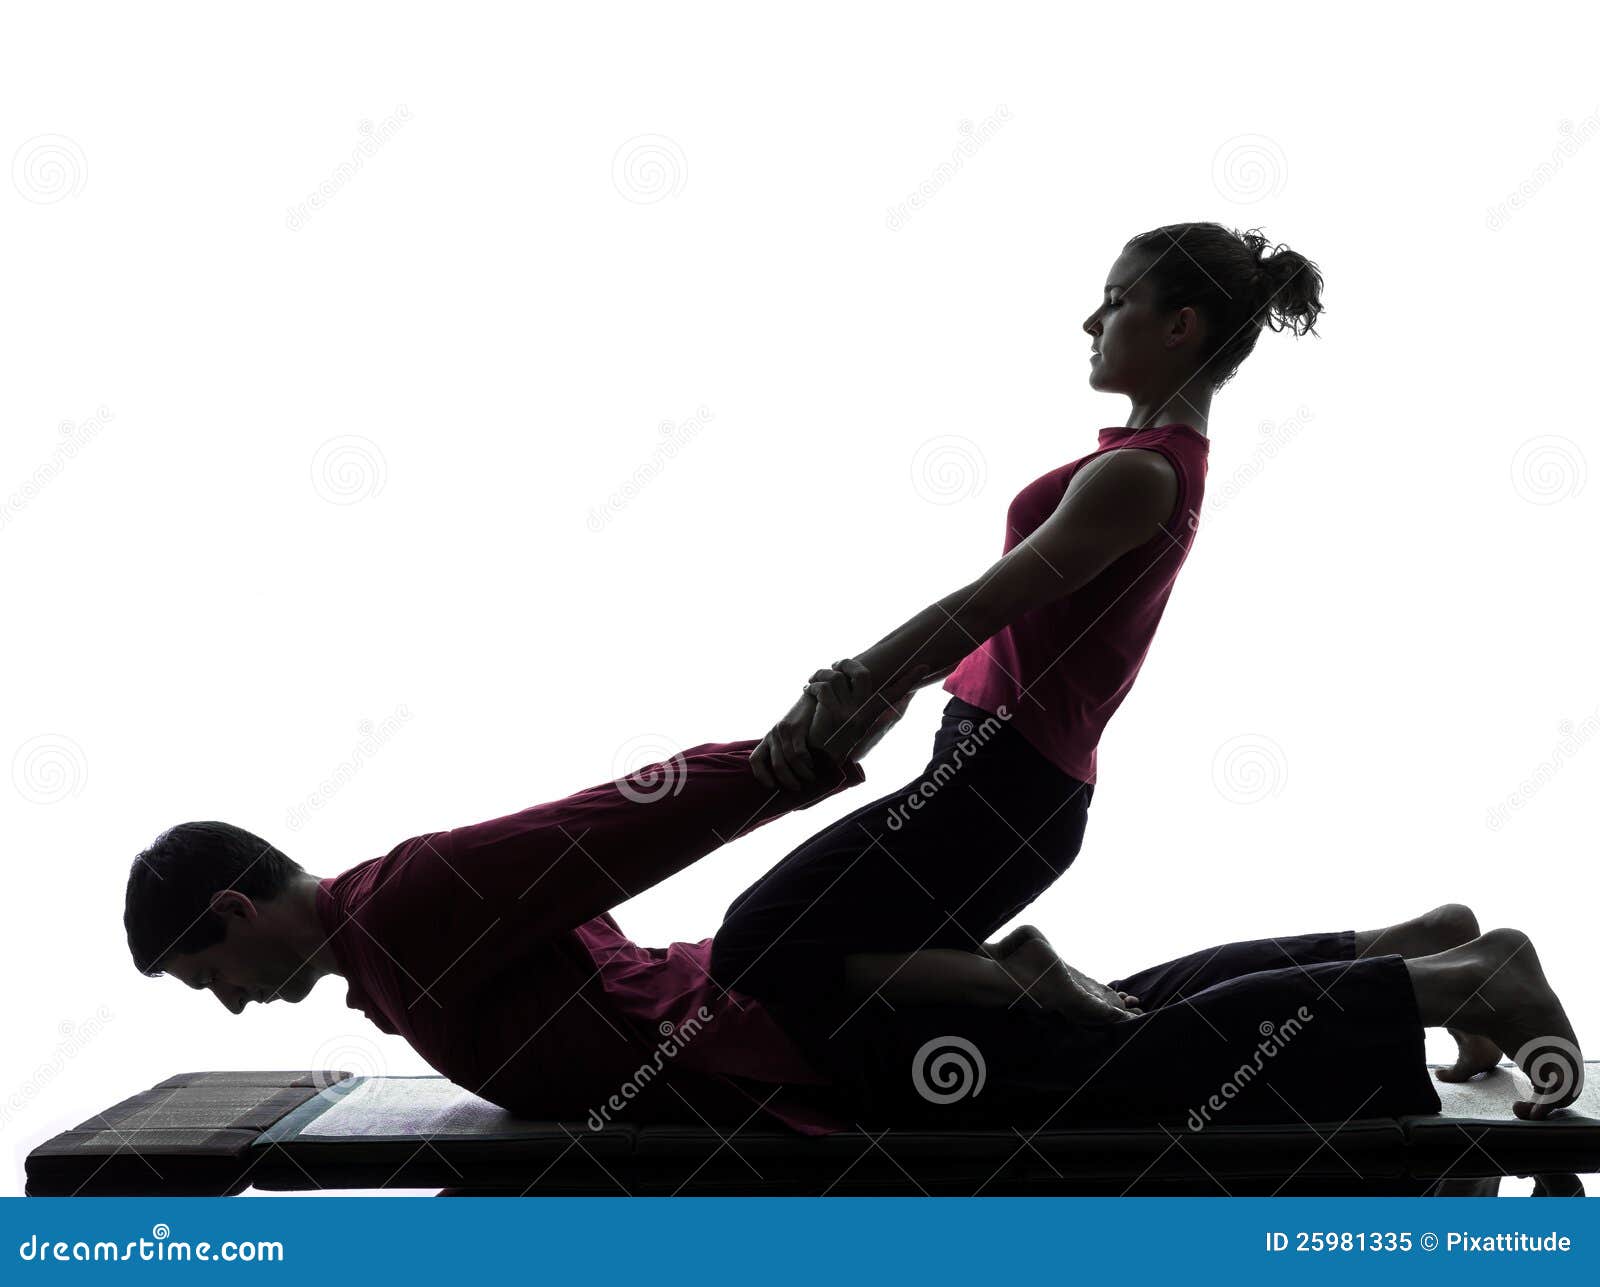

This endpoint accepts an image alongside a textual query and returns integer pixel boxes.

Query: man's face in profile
[160,891,319,1013]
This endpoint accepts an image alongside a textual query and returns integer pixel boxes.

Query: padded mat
[25,1062,1600,1196]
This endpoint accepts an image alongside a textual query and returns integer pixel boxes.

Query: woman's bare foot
[1442,929,1583,1119]
[1002,931,1132,1024]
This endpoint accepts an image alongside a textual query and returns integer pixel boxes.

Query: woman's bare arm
[753,449,1179,789]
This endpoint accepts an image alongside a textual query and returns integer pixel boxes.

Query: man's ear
[207,889,256,920]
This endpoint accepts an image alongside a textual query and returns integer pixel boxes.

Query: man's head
[124,821,328,1013]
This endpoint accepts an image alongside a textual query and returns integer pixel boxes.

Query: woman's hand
[751,660,928,789]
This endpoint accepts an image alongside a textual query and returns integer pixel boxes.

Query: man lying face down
[123,739,881,1135]
[124,672,1584,1131]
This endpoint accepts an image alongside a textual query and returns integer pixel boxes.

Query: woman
[711,222,1326,1057]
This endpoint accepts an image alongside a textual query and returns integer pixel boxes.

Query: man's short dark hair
[124,821,304,975]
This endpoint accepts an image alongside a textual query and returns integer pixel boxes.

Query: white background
[3,2,1596,1198]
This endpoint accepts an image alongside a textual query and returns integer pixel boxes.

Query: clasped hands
[749,658,930,791]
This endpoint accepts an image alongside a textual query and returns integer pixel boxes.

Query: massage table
[26,1062,1600,1197]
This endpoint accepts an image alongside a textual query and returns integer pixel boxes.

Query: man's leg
[832,949,1447,1132]
[1103,905,1500,1083]
[1402,928,1583,1119]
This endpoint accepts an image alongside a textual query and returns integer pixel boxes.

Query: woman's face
[1082,248,1196,396]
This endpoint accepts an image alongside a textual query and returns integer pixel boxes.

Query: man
[124,681,925,1135]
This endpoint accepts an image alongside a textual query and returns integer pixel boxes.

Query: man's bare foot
[1448,929,1583,1119]
[1355,902,1479,960]
[1436,1028,1505,1083]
